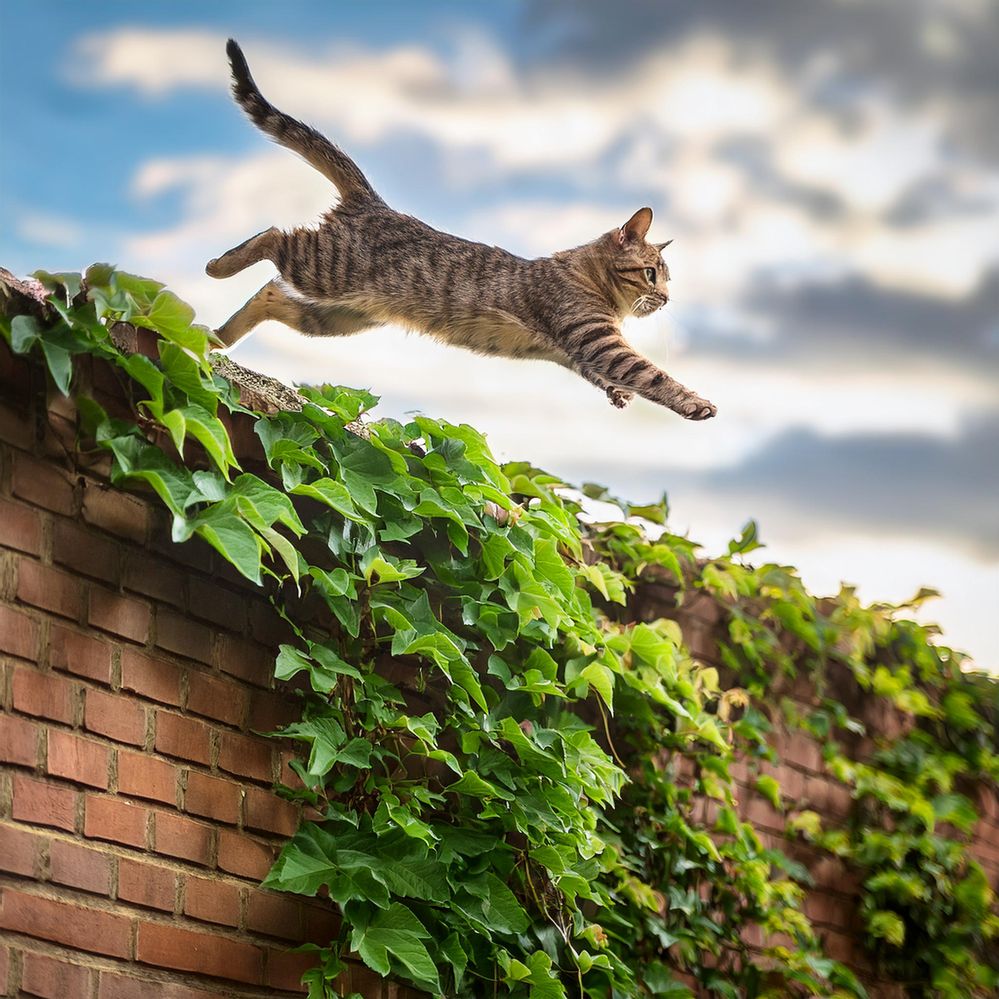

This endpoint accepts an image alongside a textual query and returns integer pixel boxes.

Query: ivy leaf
[121,353,166,406]
[160,409,187,456]
[105,434,200,518]
[10,314,41,353]
[180,403,238,477]
[351,903,440,992]
[258,524,302,583]
[728,519,762,556]
[159,341,219,410]
[525,951,566,999]
[755,774,783,811]
[580,661,615,710]
[40,339,73,395]
[439,932,467,990]
[868,910,905,947]
[136,289,208,354]
[194,511,263,584]
[532,537,575,599]
[447,771,513,801]
[33,269,83,302]
[931,793,978,833]
[360,548,425,585]
[291,477,363,522]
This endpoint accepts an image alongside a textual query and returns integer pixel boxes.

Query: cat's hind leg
[206,227,281,278]
[213,280,373,350]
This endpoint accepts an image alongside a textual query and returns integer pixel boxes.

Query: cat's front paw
[678,396,717,421]
[607,387,634,409]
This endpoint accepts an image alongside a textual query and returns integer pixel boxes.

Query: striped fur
[207,40,716,421]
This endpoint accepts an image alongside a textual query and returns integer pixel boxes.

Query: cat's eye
[644,267,657,284]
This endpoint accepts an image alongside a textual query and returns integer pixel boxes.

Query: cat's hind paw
[679,396,717,421]
[607,387,634,409]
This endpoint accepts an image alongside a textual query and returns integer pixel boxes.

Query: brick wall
[0,341,411,997]
[633,580,999,997]
[1,331,997,998]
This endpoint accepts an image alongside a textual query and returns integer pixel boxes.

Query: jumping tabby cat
[208,40,716,420]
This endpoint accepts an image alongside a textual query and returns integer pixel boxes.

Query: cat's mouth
[632,295,666,317]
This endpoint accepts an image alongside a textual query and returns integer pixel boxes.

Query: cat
[207,40,716,420]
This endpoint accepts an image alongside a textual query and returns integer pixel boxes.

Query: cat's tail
[225,38,377,201]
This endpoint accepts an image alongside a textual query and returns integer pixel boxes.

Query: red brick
[16,560,82,620]
[120,648,183,706]
[0,603,40,660]
[20,951,92,999]
[122,551,185,606]
[218,731,273,783]
[82,483,149,544]
[0,822,40,876]
[0,398,35,451]
[805,775,854,816]
[743,793,784,833]
[783,729,825,774]
[47,729,110,789]
[156,609,214,664]
[219,634,274,688]
[12,453,75,516]
[243,787,298,837]
[97,971,211,999]
[0,886,131,958]
[154,711,212,765]
[186,670,247,727]
[52,518,119,584]
[217,829,275,880]
[85,688,146,746]
[266,947,318,992]
[84,794,147,848]
[188,577,247,631]
[184,770,242,824]
[153,811,213,866]
[278,749,301,789]
[136,921,263,985]
[12,668,75,725]
[151,519,215,573]
[117,750,177,805]
[89,586,150,643]
[303,903,340,945]
[804,892,859,931]
[246,889,302,940]
[0,713,41,767]
[117,856,176,912]
[12,775,77,832]
[0,497,42,555]
[48,838,112,895]
[248,688,298,733]
[183,874,241,927]
[249,601,293,648]
[49,625,112,685]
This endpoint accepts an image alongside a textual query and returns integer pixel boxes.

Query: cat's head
[604,207,672,318]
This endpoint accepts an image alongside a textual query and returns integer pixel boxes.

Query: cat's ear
[655,239,673,251]
[618,207,653,246]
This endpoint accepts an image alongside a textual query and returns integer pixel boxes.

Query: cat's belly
[335,292,563,361]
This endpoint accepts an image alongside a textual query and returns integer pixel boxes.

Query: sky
[1,1,997,670]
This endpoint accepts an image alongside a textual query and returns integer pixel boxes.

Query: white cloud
[76,26,999,299]
[126,151,332,278]
[73,30,790,170]
[67,24,998,671]
[660,502,999,673]
[16,211,84,250]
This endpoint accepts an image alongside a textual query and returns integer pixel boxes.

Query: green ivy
[3,266,997,998]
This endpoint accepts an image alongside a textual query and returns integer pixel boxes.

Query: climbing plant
[3,266,997,998]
